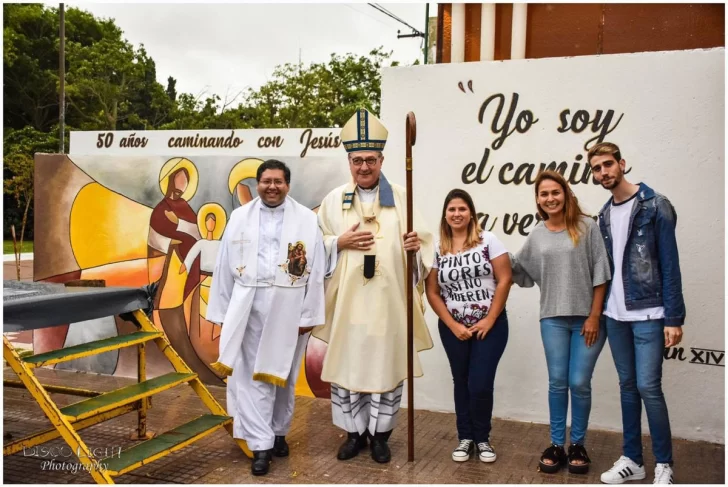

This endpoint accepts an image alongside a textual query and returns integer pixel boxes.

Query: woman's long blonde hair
[534,171,587,246]
[439,189,482,254]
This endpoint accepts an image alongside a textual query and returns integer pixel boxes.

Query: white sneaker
[451,439,474,462]
[477,441,497,463]
[600,456,647,484]
[653,463,674,484]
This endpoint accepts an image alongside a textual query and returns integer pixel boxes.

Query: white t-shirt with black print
[433,231,508,326]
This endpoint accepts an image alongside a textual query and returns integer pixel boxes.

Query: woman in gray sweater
[512,170,611,475]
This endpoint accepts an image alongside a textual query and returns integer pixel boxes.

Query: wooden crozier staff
[405,111,416,462]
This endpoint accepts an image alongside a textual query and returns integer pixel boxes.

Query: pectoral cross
[232,234,251,277]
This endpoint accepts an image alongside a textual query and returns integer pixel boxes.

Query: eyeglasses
[259,179,287,186]
[350,157,380,167]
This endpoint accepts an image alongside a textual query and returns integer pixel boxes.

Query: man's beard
[601,172,623,190]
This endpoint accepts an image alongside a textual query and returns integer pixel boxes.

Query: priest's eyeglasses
[350,156,380,167]
[259,178,287,187]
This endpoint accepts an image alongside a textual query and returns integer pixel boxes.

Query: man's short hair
[256,159,291,184]
[588,142,622,164]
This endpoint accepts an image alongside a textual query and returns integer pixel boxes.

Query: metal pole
[59,3,65,154]
[424,3,430,64]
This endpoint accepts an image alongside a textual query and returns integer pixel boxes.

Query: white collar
[260,199,286,212]
[357,185,378,194]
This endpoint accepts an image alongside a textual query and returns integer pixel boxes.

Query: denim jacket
[597,183,686,326]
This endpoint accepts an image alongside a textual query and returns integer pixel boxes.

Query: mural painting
[34,130,347,397]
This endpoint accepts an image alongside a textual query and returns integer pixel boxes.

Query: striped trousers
[330,382,403,436]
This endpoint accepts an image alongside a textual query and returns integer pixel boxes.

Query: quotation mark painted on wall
[458,80,474,93]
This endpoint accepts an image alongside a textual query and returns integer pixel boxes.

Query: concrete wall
[381,48,725,443]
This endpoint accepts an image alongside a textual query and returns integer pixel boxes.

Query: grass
[3,240,34,255]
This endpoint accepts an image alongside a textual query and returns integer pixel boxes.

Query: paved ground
[3,367,724,484]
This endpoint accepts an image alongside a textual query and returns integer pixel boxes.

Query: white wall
[381,48,725,443]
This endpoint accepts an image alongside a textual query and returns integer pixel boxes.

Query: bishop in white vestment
[313,109,434,464]
[206,160,325,476]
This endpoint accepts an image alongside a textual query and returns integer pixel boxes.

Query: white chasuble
[206,196,325,387]
[313,174,434,393]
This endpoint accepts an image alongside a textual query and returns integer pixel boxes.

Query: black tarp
[3,285,155,332]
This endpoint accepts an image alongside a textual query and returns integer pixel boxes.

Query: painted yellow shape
[159,250,185,310]
[200,277,212,303]
[70,182,152,269]
[294,352,315,398]
[228,158,263,193]
[183,287,193,332]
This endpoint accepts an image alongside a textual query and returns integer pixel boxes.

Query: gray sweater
[512,215,611,319]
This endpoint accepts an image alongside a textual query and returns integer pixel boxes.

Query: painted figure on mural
[147,157,225,384]
[147,157,202,300]
[179,203,228,367]
[313,108,434,464]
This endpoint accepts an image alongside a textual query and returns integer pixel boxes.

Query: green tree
[121,46,176,129]
[166,76,177,102]
[235,47,394,129]
[65,37,143,130]
[3,127,57,242]
[3,3,60,132]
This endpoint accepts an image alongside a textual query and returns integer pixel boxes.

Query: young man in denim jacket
[588,142,685,485]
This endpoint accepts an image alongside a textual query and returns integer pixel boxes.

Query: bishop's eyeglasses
[349,156,381,167]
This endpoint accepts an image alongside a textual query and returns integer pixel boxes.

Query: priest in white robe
[207,159,325,476]
[313,108,435,464]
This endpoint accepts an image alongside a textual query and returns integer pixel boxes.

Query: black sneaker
[451,439,474,462]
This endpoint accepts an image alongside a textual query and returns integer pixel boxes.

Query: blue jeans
[605,317,673,465]
[438,311,508,444]
[540,316,606,446]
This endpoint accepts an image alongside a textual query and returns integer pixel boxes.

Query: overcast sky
[68,2,434,105]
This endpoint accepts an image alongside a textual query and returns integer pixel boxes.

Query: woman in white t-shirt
[425,189,512,465]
